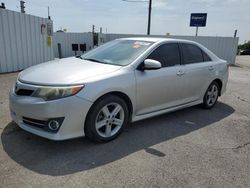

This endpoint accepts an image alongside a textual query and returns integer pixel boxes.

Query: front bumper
[9,90,93,140]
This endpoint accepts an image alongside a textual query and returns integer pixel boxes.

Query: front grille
[16,89,34,96]
[23,117,47,129]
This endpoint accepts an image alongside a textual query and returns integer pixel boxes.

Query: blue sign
[190,13,207,27]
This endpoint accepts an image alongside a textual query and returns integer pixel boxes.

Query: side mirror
[139,59,162,71]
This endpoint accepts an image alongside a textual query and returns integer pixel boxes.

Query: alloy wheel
[206,84,218,106]
[95,103,125,138]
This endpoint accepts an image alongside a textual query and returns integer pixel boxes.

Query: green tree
[239,41,250,50]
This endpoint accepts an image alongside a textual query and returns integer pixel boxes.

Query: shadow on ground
[1,102,234,176]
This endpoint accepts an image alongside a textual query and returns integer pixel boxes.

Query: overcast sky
[3,0,250,43]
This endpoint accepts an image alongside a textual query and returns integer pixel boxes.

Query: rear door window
[147,43,181,67]
[202,51,212,62]
[181,43,204,64]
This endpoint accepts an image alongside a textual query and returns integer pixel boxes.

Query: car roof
[118,37,220,61]
[118,37,192,43]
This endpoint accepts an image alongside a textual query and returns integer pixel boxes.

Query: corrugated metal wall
[0,9,54,73]
[53,32,93,58]
[0,8,239,74]
[102,34,239,64]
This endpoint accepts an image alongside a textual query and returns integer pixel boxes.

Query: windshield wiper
[76,55,83,59]
[83,58,107,64]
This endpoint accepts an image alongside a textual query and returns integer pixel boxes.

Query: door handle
[208,66,214,71]
[176,70,185,76]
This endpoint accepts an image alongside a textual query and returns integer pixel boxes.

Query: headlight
[32,85,84,101]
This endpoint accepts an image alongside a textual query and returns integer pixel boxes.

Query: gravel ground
[0,56,249,188]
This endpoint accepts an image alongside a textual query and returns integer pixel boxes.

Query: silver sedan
[9,38,229,142]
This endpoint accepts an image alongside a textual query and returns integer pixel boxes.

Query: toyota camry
[9,38,229,142]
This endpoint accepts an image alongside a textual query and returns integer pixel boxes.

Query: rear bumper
[221,67,229,95]
[9,91,93,140]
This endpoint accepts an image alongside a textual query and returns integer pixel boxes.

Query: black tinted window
[181,43,203,64]
[202,51,212,62]
[147,43,180,67]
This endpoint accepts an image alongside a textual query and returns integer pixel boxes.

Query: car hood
[19,57,122,85]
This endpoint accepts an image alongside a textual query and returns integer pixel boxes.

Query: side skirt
[131,100,203,122]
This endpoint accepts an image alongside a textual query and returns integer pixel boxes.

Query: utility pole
[122,0,152,35]
[147,0,152,35]
[48,6,51,19]
[20,1,25,13]
[234,29,237,38]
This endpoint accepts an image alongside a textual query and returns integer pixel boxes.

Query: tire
[202,81,220,109]
[85,95,129,142]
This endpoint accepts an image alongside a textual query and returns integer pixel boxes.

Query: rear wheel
[202,82,220,109]
[85,95,129,142]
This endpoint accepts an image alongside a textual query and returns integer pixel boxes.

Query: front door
[135,43,185,115]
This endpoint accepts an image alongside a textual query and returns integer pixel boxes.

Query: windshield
[81,40,153,66]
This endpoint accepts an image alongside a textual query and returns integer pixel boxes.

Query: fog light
[48,120,60,130]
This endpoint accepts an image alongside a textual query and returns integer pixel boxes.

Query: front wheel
[202,82,220,109]
[85,95,129,142]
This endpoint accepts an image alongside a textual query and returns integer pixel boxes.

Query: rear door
[180,43,214,102]
[135,43,186,115]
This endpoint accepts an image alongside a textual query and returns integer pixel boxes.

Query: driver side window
[147,43,181,67]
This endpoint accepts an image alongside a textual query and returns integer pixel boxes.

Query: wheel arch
[211,78,223,96]
[103,91,134,120]
[84,91,134,129]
